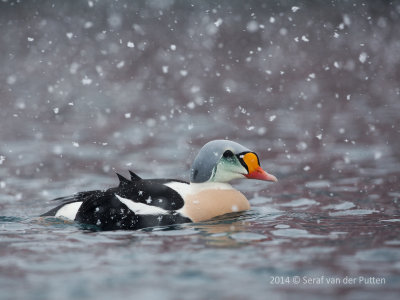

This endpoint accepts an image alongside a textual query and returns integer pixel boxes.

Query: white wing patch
[55,202,83,220]
[116,195,168,215]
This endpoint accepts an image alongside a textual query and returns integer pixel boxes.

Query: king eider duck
[42,140,277,231]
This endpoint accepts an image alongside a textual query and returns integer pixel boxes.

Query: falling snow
[214,18,223,27]
[81,76,92,85]
[0,3,399,298]
[246,20,259,33]
[7,75,16,85]
[359,52,368,63]
[301,35,309,42]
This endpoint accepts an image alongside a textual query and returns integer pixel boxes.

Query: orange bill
[242,152,277,182]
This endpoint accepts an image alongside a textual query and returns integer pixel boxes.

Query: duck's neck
[189,181,234,192]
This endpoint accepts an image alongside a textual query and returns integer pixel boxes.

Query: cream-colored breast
[165,182,250,222]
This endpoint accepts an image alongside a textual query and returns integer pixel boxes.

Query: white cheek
[212,162,247,182]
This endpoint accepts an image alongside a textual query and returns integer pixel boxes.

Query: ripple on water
[279,198,319,207]
[354,248,400,263]
[252,206,283,215]
[150,228,199,236]
[385,240,400,246]
[322,201,356,210]
[297,246,336,255]
[305,180,331,189]
[249,196,273,205]
[330,186,359,192]
[380,218,400,223]
[230,232,268,241]
[328,209,379,217]
[274,224,290,229]
[388,192,400,198]
[271,228,326,239]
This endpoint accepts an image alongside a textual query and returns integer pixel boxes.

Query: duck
[41,140,277,231]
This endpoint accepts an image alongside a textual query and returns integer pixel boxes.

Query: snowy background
[0,0,399,214]
[1,1,399,191]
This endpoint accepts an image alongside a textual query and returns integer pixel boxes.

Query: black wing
[75,191,190,230]
[47,170,188,210]
[107,172,188,211]
[74,192,140,230]
[41,171,191,230]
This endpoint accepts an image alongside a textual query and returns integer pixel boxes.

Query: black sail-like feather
[129,170,141,181]
[116,173,131,187]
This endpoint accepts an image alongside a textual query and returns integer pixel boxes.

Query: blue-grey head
[190,140,277,183]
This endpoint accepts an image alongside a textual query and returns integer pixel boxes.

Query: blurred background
[0,1,399,299]
[1,1,399,194]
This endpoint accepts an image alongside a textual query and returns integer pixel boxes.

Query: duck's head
[190,140,277,183]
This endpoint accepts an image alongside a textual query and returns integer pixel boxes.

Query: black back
[41,171,191,230]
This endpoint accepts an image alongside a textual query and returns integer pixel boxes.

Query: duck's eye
[223,150,234,158]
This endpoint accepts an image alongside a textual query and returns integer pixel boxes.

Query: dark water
[1,1,399,299]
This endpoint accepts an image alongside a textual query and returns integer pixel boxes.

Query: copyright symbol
[293,276,300,284]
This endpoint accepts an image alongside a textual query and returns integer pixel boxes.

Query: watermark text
[270,275,386,286]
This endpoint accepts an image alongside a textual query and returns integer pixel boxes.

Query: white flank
[55,202,83,220]
[116,195,168,215]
